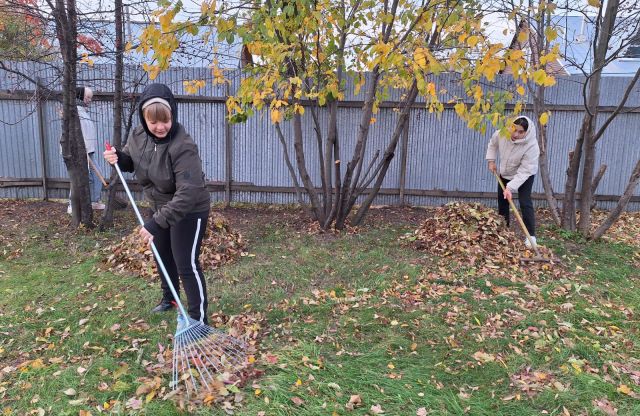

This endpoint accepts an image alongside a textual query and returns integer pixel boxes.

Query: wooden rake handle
[87,154,108,187]
[493,171,542,256]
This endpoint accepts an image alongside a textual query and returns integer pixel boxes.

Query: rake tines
[171,315,247,394]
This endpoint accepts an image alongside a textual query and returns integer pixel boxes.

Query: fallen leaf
[345,394,362,410]
[291,396,304,406]
[265,354,278,364]
[30,359,45,369]
[371,404,384,414]
[126,397,143,410]
[593,398,618,416]
[472,351,496,363]
[62,388,76,396]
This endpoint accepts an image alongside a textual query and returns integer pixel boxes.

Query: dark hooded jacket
[116,84,210,234]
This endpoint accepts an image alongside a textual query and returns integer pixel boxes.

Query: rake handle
[106,143,191,321]
[493,171,542,257]
[87,154,108,187]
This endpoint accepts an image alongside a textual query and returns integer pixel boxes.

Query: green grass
[1,205,640,415]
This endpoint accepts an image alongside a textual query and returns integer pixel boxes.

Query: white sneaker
[67,205,72,215]
[92,202,106,210]
[524,236,537,248]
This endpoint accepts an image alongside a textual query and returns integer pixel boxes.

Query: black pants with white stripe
[153,210,209,324]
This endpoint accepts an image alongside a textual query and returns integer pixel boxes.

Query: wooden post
[36,78,49,201]
[224,82,233,208]
[398,111,410,206]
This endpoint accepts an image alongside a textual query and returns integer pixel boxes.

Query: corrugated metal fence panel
[180,100,227,180]
[0,62,232,97]
[234,109,299,186]
[406,108,488,192]
[42,100,64,178]
[0,99,40,178]
[2,64,640,211]
[593,112,640,195]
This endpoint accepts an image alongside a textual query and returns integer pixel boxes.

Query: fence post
[36,78,48,201]
[398,111,410,206]
[224,82,233,208]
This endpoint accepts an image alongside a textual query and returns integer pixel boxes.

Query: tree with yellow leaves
[142,0,556,230]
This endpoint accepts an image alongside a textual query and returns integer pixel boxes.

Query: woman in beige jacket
[486,116,540,247]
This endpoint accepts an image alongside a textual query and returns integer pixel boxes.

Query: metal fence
[1,61,639,210]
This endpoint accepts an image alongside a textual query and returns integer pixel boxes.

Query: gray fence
[1,61,639,210]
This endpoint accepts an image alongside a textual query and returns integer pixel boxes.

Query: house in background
[503,14,640,77]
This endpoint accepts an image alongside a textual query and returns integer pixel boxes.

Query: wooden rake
[494,172,556,264]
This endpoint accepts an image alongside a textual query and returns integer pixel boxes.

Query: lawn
[1,200,639,415]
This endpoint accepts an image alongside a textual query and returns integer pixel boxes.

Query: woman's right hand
[104,147,118,165]
[488,161,497,174]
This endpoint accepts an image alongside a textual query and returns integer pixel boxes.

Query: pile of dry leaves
[407,202,556,268]
[103,212,246,279]
[590,210,640,248]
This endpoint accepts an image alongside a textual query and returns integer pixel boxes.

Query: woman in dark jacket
[104,83,211,323]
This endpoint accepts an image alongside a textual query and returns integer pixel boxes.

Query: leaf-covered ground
[0,199,639,415]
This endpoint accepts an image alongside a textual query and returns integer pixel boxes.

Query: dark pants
[152,210,209,323]
[498,175,535,237]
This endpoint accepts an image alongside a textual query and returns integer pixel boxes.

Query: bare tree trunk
[335,70,381,229]
[351,81,418,226]
[335,0,401,229]
[532,89,561,225]
[590,164,607,210]
[323,100,340,228]
[54,0,92,228]
[562,119,587,229]
[100,0,124,230]
[575,0,618,235]
[275,122,308,209]
[292,110,324,223]
[578,135,598,233]
[591,158,640,240]
[309,106,327,215]
[324,125,343,229]
[321,28,346,228]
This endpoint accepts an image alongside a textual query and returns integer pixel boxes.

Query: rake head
[170,314,247,394]
[519,255,556,264]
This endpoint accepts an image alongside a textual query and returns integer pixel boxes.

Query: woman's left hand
[503,188,513,201]
[139,227,154,247]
